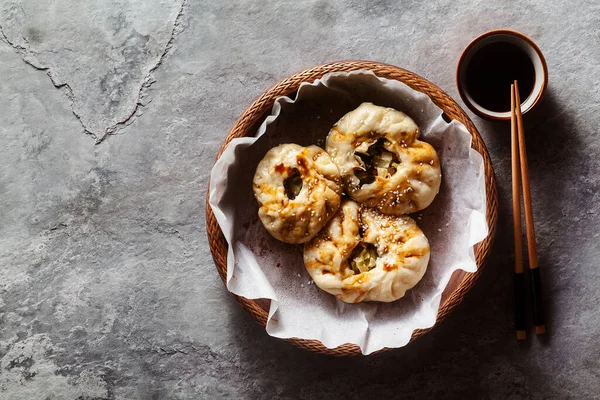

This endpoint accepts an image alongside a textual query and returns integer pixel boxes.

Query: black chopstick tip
[516,330,527,341]
[535,325,546,335]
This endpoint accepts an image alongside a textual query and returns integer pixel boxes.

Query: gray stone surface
[0,0,598,398]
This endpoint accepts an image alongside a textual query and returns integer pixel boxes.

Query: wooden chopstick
[514,80,546,335]
[511,84,527,340]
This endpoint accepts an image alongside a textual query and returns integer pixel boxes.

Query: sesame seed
[438,228,442,232]
[297,273,301,277]
[300,283,304,288]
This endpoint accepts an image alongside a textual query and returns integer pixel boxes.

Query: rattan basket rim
[205,60,498,356]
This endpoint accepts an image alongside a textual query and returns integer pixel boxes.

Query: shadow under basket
[205,60,499,356]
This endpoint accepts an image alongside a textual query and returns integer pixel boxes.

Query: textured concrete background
[1,0,599,398]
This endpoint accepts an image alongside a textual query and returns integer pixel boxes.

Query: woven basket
[205,61,498,356]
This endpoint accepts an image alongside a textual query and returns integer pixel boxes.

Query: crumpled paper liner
[209,71,488,354]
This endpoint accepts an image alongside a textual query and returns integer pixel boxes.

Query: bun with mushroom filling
[326,102,441,215]
[253,144,342,244]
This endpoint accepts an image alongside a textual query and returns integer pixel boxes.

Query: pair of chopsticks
[511,81,545,340]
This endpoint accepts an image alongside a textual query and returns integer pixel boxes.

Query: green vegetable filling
[350,242,378,274]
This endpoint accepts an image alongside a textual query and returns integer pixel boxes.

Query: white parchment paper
[209,71,488,354]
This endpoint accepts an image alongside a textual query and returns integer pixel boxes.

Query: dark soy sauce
[465,41,535,112]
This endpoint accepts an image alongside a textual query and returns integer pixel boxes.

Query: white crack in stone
[0,0,187,143]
